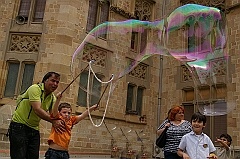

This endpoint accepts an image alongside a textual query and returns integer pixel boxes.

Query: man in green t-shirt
[9,72,64,159]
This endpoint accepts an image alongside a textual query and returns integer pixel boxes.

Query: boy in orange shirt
[45,93,97,159]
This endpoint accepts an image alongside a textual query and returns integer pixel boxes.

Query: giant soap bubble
[70,4,233,117]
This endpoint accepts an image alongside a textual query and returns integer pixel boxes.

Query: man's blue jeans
[45,148,70,159]
[9,122,40,159]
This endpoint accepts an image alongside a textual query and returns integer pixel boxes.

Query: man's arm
[31,97,65,133]
[31,101,52,122]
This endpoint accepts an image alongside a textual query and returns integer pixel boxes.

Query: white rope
[89,60,114,84]
[87,61,114,127]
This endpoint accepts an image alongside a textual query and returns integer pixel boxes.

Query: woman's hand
[156,121,171,135]
[165,123,171,128]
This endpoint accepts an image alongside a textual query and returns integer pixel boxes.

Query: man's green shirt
[12,83,56,130]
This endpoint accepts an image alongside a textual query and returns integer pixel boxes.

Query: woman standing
[157,105,192,159]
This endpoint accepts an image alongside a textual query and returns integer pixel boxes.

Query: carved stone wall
[181,57,227,83]
[135,0,154,20]
[8,34,41,53]
[180,0,226,10]
[181,65,193,82]
[129,63,148,80]
[82,43,109,68]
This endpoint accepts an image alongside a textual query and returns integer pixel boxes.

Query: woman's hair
[220,133,232,145]
[58,102,72,112]
[42,72,60,83]
[168,105,184,121]
[191,112,206,124]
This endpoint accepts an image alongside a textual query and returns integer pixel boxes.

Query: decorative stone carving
[82,43,108,68]
[181,57,226,82]
[129,62,148,80]
[135,0,153,20]
[180,0,225,11]
[182,65,193,81]
[8,34,40,53]
[210,57,226,76]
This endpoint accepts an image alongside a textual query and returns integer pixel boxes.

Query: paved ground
[0,156,114,159]
[0,153,114,159]
[0,158,113,159]
[1,158,114,159]
[0,150,115,158]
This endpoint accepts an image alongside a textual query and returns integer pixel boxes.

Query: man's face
[44,74,60,94]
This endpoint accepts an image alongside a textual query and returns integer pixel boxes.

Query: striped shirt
[158,119,192,153]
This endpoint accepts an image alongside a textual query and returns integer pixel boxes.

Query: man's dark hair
[220,133,232,145]
[58,102,72,112]
[42,72,60,83]
[191,112,206,124]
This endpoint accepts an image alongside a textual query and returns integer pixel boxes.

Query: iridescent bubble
[70,4,230,116]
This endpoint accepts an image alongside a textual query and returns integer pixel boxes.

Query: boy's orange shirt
[48,113,77,150]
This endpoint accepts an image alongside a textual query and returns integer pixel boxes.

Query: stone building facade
[0,0,240,158]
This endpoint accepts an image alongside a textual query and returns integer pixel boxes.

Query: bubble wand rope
[95,75,114,108]
[61,64,90,95]
[87,78,113,127]
[87,61,114,127]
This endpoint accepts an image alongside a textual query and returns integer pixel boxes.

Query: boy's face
[219,137,230,147]
[192,119,205,135]
[60,108,71,120]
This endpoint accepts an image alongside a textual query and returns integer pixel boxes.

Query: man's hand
[52,119,65,133]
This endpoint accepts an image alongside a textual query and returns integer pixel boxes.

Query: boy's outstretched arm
[52,92,62,117]
[75,104,98,124]
[48,92,65,133]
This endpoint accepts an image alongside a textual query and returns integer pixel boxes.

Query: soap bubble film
[71,4,233,116]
